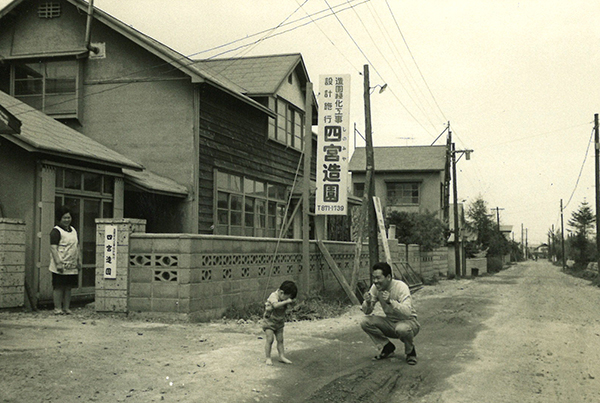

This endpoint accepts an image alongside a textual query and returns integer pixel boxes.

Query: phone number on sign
[317,205,345,212]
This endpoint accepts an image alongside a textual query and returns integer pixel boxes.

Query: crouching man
[360,262,420,365]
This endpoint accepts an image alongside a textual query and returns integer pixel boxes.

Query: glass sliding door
[53,167,116,297]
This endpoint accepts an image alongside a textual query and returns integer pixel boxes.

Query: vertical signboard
[316,74,351,215]
[103,225,117,279]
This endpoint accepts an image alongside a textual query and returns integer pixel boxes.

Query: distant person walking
[49,206,81,315]
[360,262,420,365]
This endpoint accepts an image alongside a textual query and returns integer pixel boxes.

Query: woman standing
[49,206,81,314]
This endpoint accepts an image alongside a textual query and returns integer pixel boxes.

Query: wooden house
[0,0,317,305]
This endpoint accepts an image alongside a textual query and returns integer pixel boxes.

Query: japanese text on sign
[103,225,117,279]
[316,74,350,215]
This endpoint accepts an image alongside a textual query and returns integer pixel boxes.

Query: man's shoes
[406,346,417,365]
[373,342,396,360]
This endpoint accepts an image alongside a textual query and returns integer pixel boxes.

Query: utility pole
[521,223,524,260]
[492,207,504,231]
[363,64,378,278]
[548,224,556,262]
[450,125,461,278]
[301,81,314,296]
[595,114,599,272]
[525,229,528,259]
[561,199,565,270]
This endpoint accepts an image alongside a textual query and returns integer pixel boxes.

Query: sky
[3,0,600,244]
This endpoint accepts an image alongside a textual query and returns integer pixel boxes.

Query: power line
[385,0,447,123]
[564,127,594,209]
[5,0,371,118]
[359,1,441,131]
[293,0,362,73]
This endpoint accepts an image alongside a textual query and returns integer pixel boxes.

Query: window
[9,60,78,118]
[54,167,116,289]
[354,183,365,198]
[216,171,288,237]
[268,98,304,151]
[387,182,420,205]
[38,3,61,18]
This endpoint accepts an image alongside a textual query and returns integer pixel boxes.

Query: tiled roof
[193,54,302,95]
[349,145,448,172]
[0,91,143,170]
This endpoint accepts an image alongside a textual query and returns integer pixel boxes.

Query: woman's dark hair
[55,205,72,222]
[279,280,298,299]
[372,262,392,277]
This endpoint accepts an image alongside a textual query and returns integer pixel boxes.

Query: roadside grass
[561,263,600,287]
[222,294,352,322]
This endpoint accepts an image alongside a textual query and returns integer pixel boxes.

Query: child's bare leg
[275,329,292,364]
[264,329,275,365]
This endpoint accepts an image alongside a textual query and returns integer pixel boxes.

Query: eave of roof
[0,91,143,170]
[123,168,188,198]
[0,102,21,134]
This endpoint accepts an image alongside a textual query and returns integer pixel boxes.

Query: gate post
[95,218,146,313]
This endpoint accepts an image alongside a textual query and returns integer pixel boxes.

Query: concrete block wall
[0,219,26,309]
[420,247,448,280]
[94,220,451,321]
[314,241,370,297]
[126,234,304,321]
[126,235,371,321]
[465,257,487,277]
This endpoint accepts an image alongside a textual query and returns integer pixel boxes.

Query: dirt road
[1,260,599,403]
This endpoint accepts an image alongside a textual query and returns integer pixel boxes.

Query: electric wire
[363,1,443,132]
[384,0,447,123]
[563,127,594,209]
[294,0,362,74]
[4,0,371,117]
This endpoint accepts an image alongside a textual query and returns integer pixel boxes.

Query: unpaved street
[1,260,600,402]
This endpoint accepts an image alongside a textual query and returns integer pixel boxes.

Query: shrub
[487,256,504,273]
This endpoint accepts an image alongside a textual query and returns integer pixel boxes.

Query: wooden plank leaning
[373,196,398,278]
[317,240,361,305]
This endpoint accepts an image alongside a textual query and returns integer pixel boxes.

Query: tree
[567,201,596,268]
[464,196,511,258]
[386,211,448,252]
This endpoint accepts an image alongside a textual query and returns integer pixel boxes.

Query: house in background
[348,145,450,221]
[0,0,318,306]
[499,225,513,240]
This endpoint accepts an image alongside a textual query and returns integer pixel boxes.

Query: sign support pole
[302,81,313,296]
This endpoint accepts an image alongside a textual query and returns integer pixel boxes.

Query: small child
[262,280,298,366]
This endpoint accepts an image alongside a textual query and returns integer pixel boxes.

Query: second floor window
[387,182,420,205]
[6,60,78,118]
[268,97,304,151]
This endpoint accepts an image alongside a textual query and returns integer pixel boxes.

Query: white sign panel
[103,225,117,279]
[315,74,351,215]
